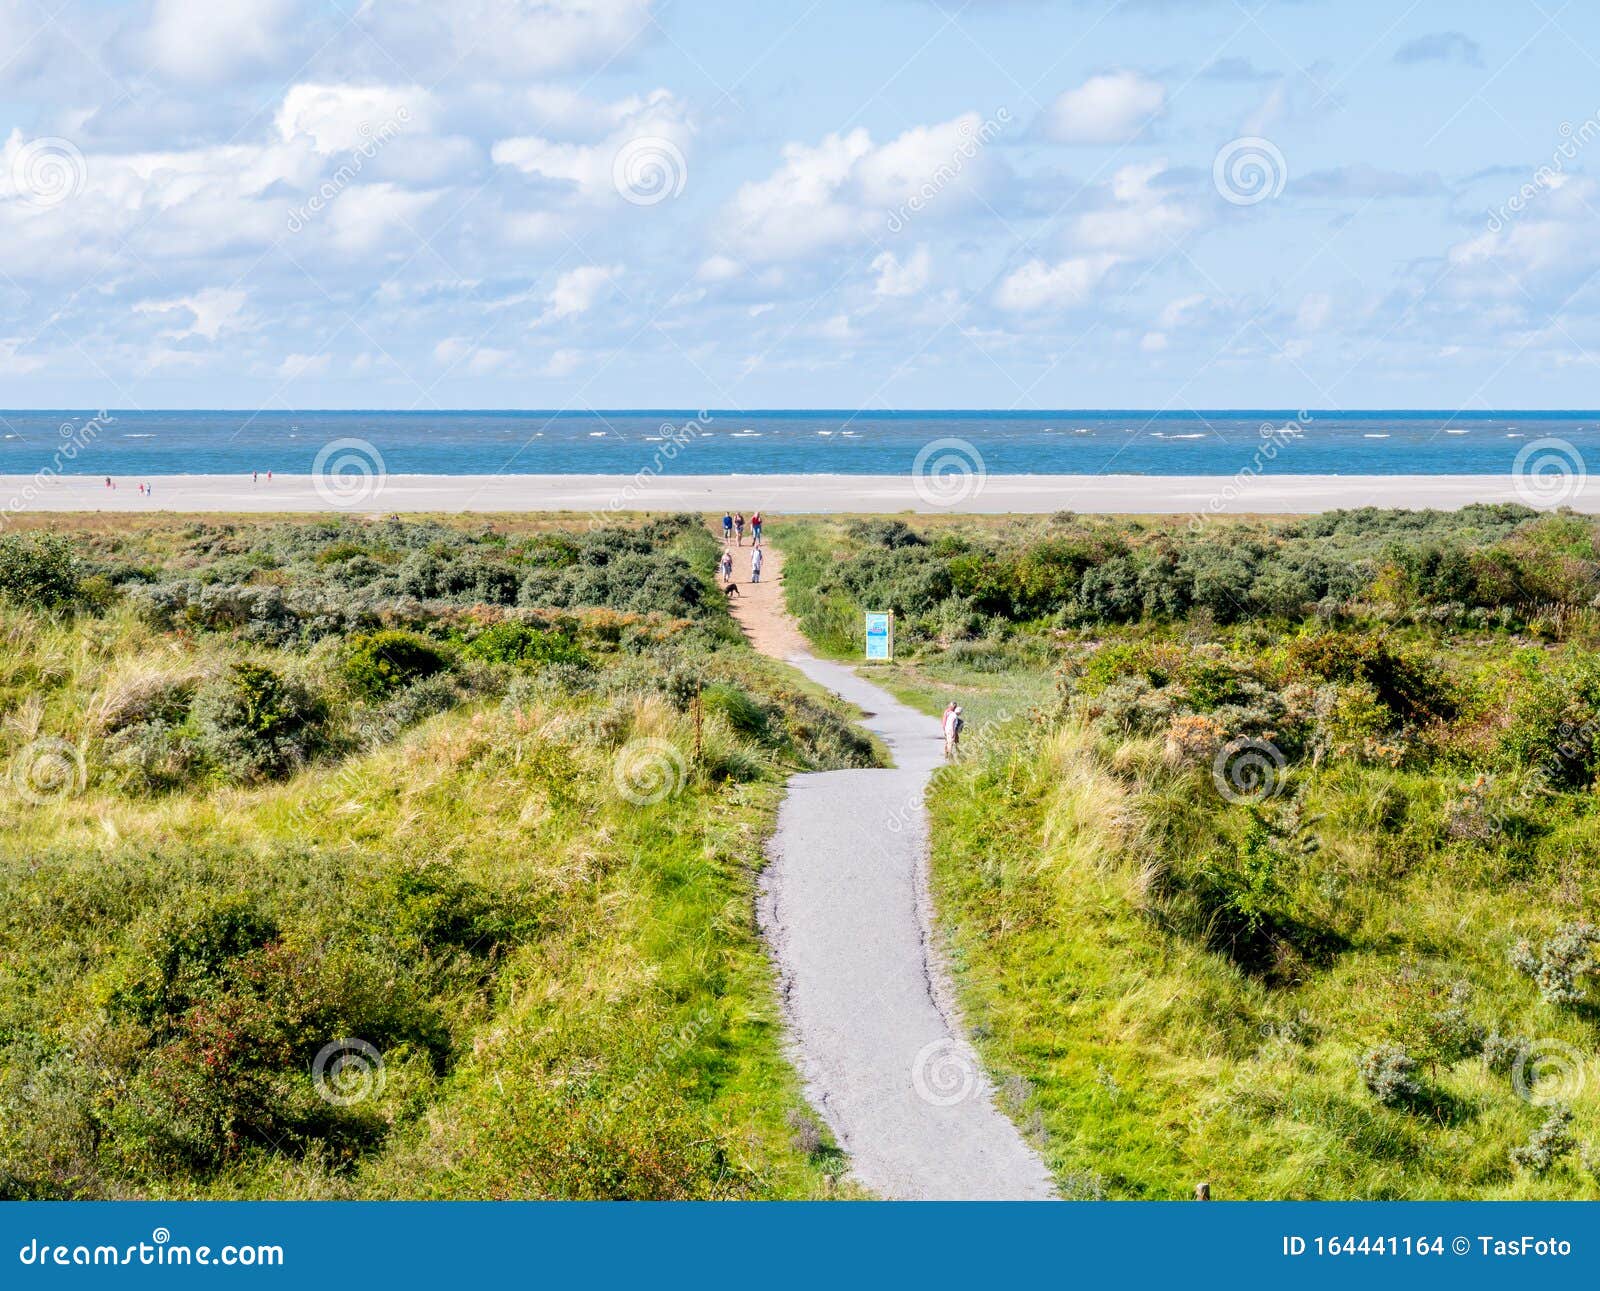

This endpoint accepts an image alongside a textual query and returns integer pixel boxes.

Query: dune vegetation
[782,508,1600,1199]
[0,513,872,1200]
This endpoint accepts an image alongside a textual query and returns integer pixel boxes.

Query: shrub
[464,622,587,669]
[96,674,198,734]
[343,630,450,698]
[1482,1030,1530,1075]
[1285,632,1455,726]
[701,681,770,739]
[191,662,327,782]
[354,674,462,746]
[1510,1108,1576,1176]
[1359,1044,1421,1107]
[1510,922,1599,1005]
[0,533,80,609]
[104,721,205,794]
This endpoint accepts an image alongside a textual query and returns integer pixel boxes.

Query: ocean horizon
[4,409,1596,477]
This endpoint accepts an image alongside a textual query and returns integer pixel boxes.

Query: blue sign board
[864,611,892,660]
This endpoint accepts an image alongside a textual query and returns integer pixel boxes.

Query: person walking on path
[721,511,733,543]
[750,544,764,583]
[734,512,746,545]
[719,548,734,583]
[942,703,964,759]
[751,511,763,545]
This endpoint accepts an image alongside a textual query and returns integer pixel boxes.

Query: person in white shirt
[750,545,764,583]
[942,703,963,758]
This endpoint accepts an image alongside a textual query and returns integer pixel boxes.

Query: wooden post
[693,680,703,767]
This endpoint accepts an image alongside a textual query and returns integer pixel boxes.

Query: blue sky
[2,0,1599,410]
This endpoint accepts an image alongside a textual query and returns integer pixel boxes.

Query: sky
[2,0,1600,411]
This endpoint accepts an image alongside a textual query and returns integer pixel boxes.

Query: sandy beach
[0,473,1581,515]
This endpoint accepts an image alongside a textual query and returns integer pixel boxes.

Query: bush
[343,630,450,697]
[1482,1030,1530,1075]
[1510,1108,1576,1176]
[1285,632,1455,726]
[192,662,327,782]
[464,622,587,668]
[1359,1044,1421,1107]
[1510,922,1599,1005]
[96,674,198,734]
[701,681,770,739]
[0,533,80,609]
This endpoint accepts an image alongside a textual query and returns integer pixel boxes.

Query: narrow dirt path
[724,530,1056,1200]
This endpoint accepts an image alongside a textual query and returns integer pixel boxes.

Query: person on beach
[253,471,258,484]
[942,703,964,759]
[721,511,733,543]
[750,545,763,583]
[751,511,763,545]
[734,512,745,544]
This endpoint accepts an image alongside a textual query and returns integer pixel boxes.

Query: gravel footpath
[754,645,1057,1200]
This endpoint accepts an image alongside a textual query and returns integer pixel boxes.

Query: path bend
[725,535,1056,1200]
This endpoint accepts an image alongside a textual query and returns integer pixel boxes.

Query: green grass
[781,515,1600,1200]
[0,514,867,1199]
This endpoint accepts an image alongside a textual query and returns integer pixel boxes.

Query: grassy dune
[0,514,868,1199]
[783,511,1600,1199]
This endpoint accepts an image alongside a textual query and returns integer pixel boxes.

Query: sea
[2,410,1595,476]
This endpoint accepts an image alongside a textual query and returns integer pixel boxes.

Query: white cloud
[1140,331,1167,352]
[276,84,429,155]
[871,245,931,297]
[359,0,657,77]
[141,0,300,85]
[724,113,1003,263]
[1446,176,1600,302]
[724,129,872,261]
[135,287,247,340]
[545,348,583,376]
[435,338,512,373]
[326,183,439,253]
[491,89,690,201]
[994,254,1120,312]
[697,254,743,282]
[276,352,330,378]
[539,264,622,323]
[1041,71,1164,145]
[1295,292,1333,331]
[1157,294,1210,330]
[1072,159,1197,255]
